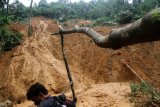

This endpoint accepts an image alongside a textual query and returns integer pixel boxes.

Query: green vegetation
[31,0,159,24]
[0,27,22,51]
[130,82,160,107]
[151,11,160,23]
[1,0,159,25]
[0,0,23,52]
[117,11,133,24]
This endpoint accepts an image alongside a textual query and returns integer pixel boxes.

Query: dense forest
[32,0,160,24]
[0,0,160,52]
[1,0,160,24]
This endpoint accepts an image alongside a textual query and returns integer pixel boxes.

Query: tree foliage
[0,0,24,52]
[30,0,159,24]
[0,27,22,51]
[117,10,133,24]
[0,0,158,25]
[130,82,160,107]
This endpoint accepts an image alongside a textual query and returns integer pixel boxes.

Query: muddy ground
[0,17,160,107]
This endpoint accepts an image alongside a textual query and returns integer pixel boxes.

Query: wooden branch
[52,25,110,48]
[52,8,160,49]
[120,59,144,82]
[149,101,159,107]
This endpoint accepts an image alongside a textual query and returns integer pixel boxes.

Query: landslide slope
[0,17,160,107]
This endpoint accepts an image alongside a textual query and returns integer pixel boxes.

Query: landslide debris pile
[0,17,160,107]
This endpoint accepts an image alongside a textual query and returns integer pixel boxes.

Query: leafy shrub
[130,82,160,107]
[0,17,8,26]
[117,10,133,24]
[0,27,23,51]
[7,15,16,22]
[93,17,117,26]
[96,17,109,24]
[0,15,17,26]
[132,15,142,21]
[58,17,67,23]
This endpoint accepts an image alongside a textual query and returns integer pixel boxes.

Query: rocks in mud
[0,100,13,107]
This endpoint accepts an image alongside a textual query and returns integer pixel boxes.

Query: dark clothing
[38,96,65,107]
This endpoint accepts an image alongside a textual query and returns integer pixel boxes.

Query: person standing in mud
[26,82,75,107]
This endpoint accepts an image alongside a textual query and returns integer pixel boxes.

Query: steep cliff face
[0,17,160,107]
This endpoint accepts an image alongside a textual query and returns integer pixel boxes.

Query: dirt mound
[77,83,133,107]
[0,17,160,106]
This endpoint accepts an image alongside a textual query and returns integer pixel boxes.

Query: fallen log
[52,8,160,49]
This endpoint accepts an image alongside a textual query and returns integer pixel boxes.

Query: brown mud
[0,17,160,107]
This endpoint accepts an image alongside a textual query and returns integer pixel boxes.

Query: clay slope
[0,17,160,107]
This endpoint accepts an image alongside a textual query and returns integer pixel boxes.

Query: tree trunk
[54,8,160,49]
[5,0,9,21]
[28,0,33,33]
